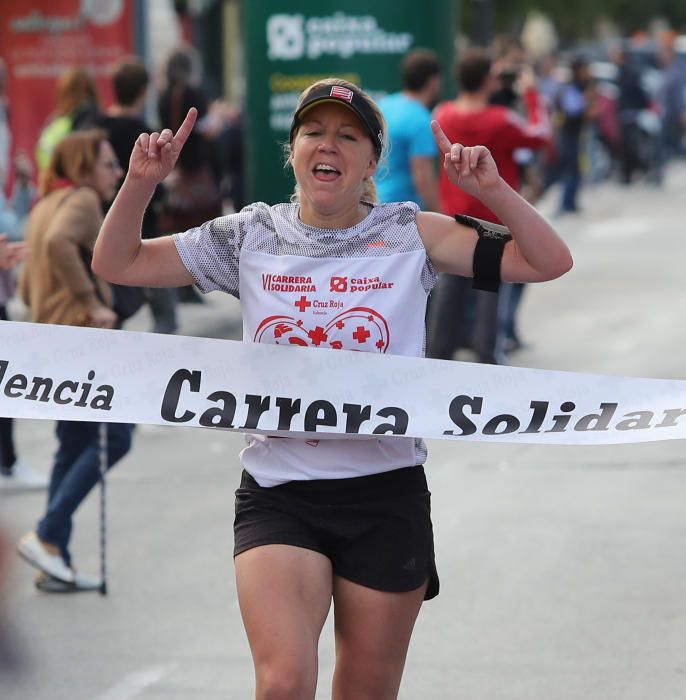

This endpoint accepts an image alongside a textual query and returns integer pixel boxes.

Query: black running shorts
[233,465,439,600]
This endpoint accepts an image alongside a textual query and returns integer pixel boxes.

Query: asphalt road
[2,165,686,699]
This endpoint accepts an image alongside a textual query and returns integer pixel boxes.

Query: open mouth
[312,163,341,181]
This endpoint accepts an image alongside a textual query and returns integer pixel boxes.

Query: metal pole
[98,422,108,596]
[473,0,494,47]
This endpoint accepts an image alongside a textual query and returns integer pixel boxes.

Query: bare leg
[235,545,333,700]
[331,576,427,700]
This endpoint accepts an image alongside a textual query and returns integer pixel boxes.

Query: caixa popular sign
[241,1,456,204]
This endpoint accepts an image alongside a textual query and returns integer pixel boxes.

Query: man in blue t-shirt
[376,49,442,210]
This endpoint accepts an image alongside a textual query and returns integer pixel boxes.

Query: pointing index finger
[431,120,452,155]
[172,107,198,150]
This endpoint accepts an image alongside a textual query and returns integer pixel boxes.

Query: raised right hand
[431,121,501,197]
[128,107,198,185]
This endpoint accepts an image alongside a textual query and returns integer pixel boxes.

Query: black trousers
[0,305,16,471]
[426,273,499,362]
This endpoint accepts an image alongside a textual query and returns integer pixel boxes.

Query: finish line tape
[1,321,685,445]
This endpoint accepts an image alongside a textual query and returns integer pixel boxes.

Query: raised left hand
[431,120,501,197]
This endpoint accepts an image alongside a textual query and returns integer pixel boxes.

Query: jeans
[426,274,471,359]
[145,286,178,334]
[558,131,581,212]
[498,282,525,341]
[654,118,685,184]
[426,273,501,363]
[37,421,133,567]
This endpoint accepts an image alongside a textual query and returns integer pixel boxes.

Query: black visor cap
[289,83,384,158]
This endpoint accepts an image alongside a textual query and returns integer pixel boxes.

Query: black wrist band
[455,214,512,293]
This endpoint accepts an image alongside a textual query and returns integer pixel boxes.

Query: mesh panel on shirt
[173,201,437,298]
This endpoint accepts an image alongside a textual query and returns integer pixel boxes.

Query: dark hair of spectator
[165,48,194,86]
[455,48,492,92]
[112,57,149,107]
[402,49,441,91]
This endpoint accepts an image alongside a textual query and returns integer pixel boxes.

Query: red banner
[0,0,135,188]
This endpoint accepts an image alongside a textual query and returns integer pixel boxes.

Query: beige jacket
[19,187,112,326]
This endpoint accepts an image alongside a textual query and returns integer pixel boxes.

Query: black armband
[455,214,512,293]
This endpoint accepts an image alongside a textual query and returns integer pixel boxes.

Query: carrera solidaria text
[161,368,408,434]
[444,396,686,436]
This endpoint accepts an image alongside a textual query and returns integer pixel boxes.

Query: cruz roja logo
[267,14,305,60]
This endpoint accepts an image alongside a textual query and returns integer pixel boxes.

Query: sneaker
[35,570,101,593]
[17,532,74,583]
[0,461,49,491]
[72,570,102,590]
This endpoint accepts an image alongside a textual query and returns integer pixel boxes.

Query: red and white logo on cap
[330,86,354,102]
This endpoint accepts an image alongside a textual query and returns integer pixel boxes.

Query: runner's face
[291,101,377,219]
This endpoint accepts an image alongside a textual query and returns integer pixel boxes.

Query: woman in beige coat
[20,130,119,328]
[17,131,134,590]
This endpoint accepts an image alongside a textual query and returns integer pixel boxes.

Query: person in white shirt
[93,78,572,700]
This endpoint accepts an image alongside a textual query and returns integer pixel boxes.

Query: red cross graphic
[336,320,345,329]
[352,326,371,344]
[308,326,328,346]
[376,339,385,349]
[274,323,292,338]
[294,295,312,312]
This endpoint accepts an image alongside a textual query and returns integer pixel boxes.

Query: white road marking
[95,666,171,700]
[583,216,651,240]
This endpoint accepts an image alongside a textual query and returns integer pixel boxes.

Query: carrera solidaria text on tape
[160,367,686,437]
[0,321,685,445]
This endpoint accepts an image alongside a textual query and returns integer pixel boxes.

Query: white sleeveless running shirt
[174,201,437,486]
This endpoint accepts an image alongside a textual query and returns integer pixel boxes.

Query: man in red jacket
[427,47,550,363]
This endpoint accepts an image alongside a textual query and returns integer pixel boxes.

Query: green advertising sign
[242,2,456,204]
